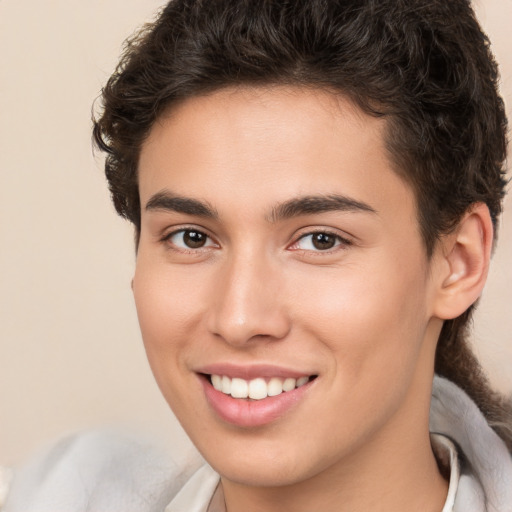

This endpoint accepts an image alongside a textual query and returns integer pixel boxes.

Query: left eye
[294,232,344,251]
[167,229,216,249]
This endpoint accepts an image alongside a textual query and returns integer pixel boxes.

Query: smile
[210,374,312,400]
[198,370,318,427]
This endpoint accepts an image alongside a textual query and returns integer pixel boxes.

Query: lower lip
[200,375,315,428]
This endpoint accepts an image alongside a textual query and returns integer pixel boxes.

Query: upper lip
[195,363,316,380]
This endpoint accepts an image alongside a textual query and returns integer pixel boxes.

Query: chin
[193,432,337,489]
[211,458,310,488]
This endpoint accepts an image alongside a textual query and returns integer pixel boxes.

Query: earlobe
[433,203,493,320]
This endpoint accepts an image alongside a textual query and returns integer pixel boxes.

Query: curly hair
[93,0,511,448]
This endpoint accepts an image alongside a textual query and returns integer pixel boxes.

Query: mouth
[197,371,318,427]
[203,373,317,400]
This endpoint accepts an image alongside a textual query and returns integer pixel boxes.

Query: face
[134,86,443,488]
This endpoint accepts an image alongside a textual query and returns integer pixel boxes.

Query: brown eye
[293,231,348,252]
[167,229,215,250]
[183,230,207,248]
[311,233,336,250]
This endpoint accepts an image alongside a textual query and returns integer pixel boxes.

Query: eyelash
[160,227,219,254]
[289,230,352,253]
[160,227,352,254]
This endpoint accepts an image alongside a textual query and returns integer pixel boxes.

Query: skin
[133,86,454,512]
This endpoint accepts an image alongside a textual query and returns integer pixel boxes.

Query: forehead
[138,86,416,223]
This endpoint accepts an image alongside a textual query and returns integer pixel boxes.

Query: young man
[2,0,511,511]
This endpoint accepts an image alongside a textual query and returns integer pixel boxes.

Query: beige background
[0,0,511,465]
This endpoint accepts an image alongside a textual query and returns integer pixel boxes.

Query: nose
[206,253,291,347]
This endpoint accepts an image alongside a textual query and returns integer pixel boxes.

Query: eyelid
[288,228,353,252]
[160,225,219,251]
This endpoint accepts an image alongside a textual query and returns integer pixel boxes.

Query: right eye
[165,229,217,250]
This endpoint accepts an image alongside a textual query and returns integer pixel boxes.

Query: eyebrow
[145,190,219,219]
[145,190,376,222]
[268,194,377,222]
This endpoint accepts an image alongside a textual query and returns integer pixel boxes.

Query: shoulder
[2,430,203,512]
[430,376,512,511]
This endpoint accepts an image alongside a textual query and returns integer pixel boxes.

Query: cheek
[131,258,208,417]
[280,258,431,449]
[290,252,430,376]
[131,255,206,373]
[134,253,203,329]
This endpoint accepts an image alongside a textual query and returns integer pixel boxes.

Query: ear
[432,203,493,320]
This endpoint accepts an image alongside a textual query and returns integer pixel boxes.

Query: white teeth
[267,377,284,397]
[282,378,296,392]
[248,378,267,400]
[221,375,231,394]
[296,376,309,387]
[231,378,248,398]
[211,374,223,391]
[210,374,312,399]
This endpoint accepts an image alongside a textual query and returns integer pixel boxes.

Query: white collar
[164,463,220,512]
[431,433,460,512]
